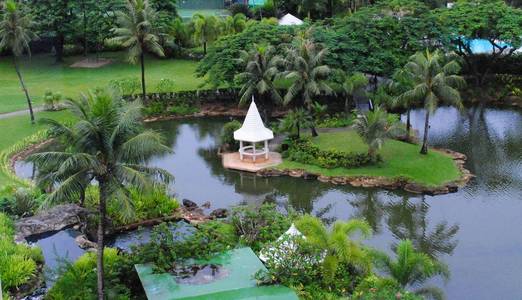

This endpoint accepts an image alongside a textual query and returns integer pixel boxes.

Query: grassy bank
[277,130,461,187]
[0,110,74,186]
[0,52,204,114]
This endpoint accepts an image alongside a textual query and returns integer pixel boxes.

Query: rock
[75,234,97,250]
[210,208,228,219]
[202,201,211,209]
[404,183,426,194]
[317,175,331,183]
[447,184,459,193]
[289,170,304,178]
[15,204,89,243]
[182,199,198,210]
[303,172,319,180]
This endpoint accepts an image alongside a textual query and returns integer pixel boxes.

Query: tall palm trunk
[13,57,35,124]
[420,109,430,154]
[140,52,146,102]
[406,109,411,140]
[97,180,107,300]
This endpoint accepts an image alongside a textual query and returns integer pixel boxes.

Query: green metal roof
[135,247,298,300]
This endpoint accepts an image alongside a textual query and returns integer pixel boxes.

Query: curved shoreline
[257,148,474,195]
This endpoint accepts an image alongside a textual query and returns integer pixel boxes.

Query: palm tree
[284,37,333,136]
[27,90,172,300]
[191,14,221,55]
[353,107,404,161]
[298,0,327,19]
[390,68,416,140]
[236,45,285,123]
[373,239,450,300]
[342,72,368,115]
[111,0,164,102]
[0,0,38,123]
[295,215,373,282]
[279,108,312,138]
[222,13,246,35]
[399,50,465,154]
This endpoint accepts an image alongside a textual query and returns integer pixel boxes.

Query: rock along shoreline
[257,148,474,196]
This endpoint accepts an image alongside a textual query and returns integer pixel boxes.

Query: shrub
[142,101,166,116]
[155,78,176,93]
[229,3,251,17]
[231,203,292,252]
[317,114,354,128]
[168,102,199,116]
[46,248,131,300]
[350,275,422,300]
[284,138,375,169]
[109,77,140,96]
[43,89,63,111]
[221,120,241,149]
[0,186,43,218]
[0,213,42,294]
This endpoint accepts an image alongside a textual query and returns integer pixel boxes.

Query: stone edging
[257,148,474,196]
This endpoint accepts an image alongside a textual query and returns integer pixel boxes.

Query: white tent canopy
[278,13,303,26]
[259,224,304,262]
[234,99,274,161]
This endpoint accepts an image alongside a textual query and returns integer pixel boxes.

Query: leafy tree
[373,239,449,300]
[399,50,465,154]
[196,23,297,86]
[191,14,221,55]
[236,45,284,123]
[27,90,172,300]
[111,0,165,101]
[297,0,328,19]
[284,35,333,136]
[353,107,404,160]
[438,0,522,85]
[296,215,373,282]
[279,108,312,138]
[0,0,37,123]
[342,72,368,115]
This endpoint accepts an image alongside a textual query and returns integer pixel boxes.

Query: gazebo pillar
[264,140,269,159]
[252,142,256,162]
[239,140,244,160]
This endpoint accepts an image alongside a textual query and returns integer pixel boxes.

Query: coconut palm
[373,239,450,300]
[191,14,221,55]
[222,13,247,35]
[0,0,38,123]
[399,50,465,154]
[284,37,333,136]
[111,0,164,102]
[342,72,368,115]
[390,68,417,140]
[27,90,172,300]
[236,45,285,123]
[353,107,404,160]
[279,108,312,138]
[296,215,373,282]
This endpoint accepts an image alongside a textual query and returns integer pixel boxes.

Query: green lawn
[277,130,461,187]
[0,52,204,114]
[0,110,74,186]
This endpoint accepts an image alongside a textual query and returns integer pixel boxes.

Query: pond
[16,105,522,299]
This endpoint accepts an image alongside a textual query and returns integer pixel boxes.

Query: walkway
[0,106,43,120]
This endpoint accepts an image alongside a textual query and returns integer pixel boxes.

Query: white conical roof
[278,13,303,26]
[234,100,274,143]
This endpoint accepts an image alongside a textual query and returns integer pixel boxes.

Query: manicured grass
[0,110,74,186]
[0,52,204,114]
[277,130,461,187]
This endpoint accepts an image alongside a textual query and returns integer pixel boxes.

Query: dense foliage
[284,137,375,168]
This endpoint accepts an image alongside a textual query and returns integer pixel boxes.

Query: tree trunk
[14,57,35,124]
[203,42,207,55]
[311,124,319,137]
[345,96,350,115]
[420,109,430,154]
[96,180,107,300]
[406,109,411,140]
[55,33,65,63]
[297,122,300,139]
[140,52,146,102]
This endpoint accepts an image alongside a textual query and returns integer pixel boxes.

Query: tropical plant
[236,45,285,123]
[27,89,172,300]
[342,72,368,115]
[398,50,465,154]
[389,68,416,139]
[284,35,333,136]
[295,215,373,282]
[279,108,312,138]
[43,89,63,111]
[191,14,221,55]
[223,13,247,35]
[111,0,165,101]
[372,239,450,300]
[221,120,242,149]
[353,107,404,160]
[0,0,38,123]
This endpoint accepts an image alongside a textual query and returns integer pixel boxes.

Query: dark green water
[145,105,522,300]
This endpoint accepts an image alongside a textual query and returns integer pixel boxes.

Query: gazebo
[234,99,274,162]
